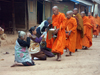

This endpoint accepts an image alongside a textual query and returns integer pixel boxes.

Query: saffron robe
[51,12,66,55]
[88,16,98,36]
[65,17,77,52]
[82,16,93,48]
[46,12,66,55]
[75,13,84,49]
[94,16,100,35]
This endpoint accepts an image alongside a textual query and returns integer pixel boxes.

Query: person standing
[65,11,77,56]
[94,14,100,37]
[47,6,66,61]
[81,11,93,49]
[88,12,97,38]
[73,8,84,51]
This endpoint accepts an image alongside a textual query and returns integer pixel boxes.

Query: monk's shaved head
[81,11,85,17]
[73,8,78,11]
[66,11,73,15]
[73,8,78,15]
[69,10,73,17]
[88,12,92,16]
[95,14,98,18]
[52,6,59,15]
[81,11,85,14]
[66,11,72,19]
[52,6,59,9]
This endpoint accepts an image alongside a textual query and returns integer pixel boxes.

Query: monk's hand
[68,30,72,36]
[53,29,60,35]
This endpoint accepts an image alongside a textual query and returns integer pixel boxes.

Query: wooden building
[0,0,95,34]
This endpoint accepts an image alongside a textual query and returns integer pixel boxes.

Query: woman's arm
[34,37,42,43]
[18,37,30,48]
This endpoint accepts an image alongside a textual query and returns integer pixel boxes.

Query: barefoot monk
[65,11,77,56]
[81,11,93,49]
[73,8,84,51]
[47,6,66,61]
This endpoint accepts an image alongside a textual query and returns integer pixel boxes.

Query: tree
[63,5,68,14]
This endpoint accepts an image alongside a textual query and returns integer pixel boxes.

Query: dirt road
[0,36,100,75]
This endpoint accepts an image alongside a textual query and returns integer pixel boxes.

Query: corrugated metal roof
[92,0,100,4]
[76,0,93,6]
[44,0,63,1]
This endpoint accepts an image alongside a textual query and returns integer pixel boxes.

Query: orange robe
[88,16,98,35]
[99,17,100,32]
[94,16,100,35]
[75,13,84,49]
[46,12,66,55]
[65,17,77,53]
[82,16,93,48]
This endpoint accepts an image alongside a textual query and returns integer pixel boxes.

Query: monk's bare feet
[66,52,72,56]
[56,53,61,61]
[94,35,97,38]
[57,57,61,61]
[82,46,88,50]
[56,53,59,61]
[75,49,77,52]
[11,62,17,67]
[84,47,88,49]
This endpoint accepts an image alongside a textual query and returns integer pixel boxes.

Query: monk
[69,10,79,24]
[65,11,77,56]
[88,12,98,38]
[47,6,66,61]
[73,8,84,51]
[94,14,100,37]
[81,11,93,49]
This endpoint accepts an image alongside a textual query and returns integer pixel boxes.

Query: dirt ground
[0,35,100,75]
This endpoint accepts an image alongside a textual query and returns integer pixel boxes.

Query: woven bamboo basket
[0,29,4,35]
[1,34,7,40]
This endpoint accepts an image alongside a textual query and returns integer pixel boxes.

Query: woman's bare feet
[11,62,17,67]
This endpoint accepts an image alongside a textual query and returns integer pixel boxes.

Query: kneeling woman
[29,26,54,60]
[11,31,35,67]
[29,26,47,60]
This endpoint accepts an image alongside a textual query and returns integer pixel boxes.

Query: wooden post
[43,1,45,20]
[93,3,95,16]
[12,0,16,34]
[79,4,80,14]
[25,0,27,31]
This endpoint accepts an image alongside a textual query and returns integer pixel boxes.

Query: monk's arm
[99,17,100,26]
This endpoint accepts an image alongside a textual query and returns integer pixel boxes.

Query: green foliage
[63,5,68,14]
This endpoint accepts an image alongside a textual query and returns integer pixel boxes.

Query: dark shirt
[17,37,30,48]
[41,20,49,32]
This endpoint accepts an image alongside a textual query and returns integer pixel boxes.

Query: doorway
[37,1,43,24]
[0,1,12,30]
